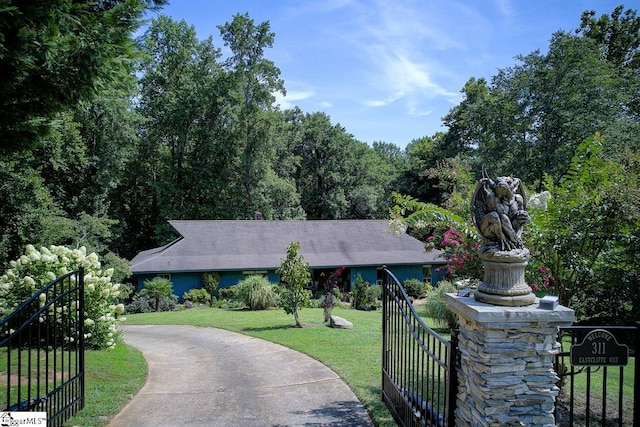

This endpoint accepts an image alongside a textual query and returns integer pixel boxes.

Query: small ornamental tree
[277,242,311,327]
[320,266,345,322]
[141,277,174,312]
[0,245,125,349]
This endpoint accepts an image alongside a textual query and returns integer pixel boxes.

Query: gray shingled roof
[131,220,444,274]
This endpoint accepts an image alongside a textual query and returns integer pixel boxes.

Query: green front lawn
[65,344,147,427]
[0,343,146,427]
[14,305,631,427]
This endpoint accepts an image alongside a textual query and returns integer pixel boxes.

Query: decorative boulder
[329,315,353,329]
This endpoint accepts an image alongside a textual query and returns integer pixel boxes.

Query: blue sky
[148,0,629,149]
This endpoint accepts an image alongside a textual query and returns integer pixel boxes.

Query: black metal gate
[381,267,457,427]
[1,268,85,427]
[554,323,639,427]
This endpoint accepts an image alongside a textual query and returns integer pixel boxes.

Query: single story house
[130,220,447,299]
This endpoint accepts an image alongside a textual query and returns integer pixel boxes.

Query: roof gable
[131,220,443,274]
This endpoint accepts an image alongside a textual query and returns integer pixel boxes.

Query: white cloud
[340,1,465,115]
[364,99,388,107]
[273,89,315,109]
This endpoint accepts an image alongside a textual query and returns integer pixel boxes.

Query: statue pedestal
[445,294,574,426]
[474,246,535,306]
[475,260,535,306]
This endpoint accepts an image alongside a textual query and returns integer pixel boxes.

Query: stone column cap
[445,293,574,326]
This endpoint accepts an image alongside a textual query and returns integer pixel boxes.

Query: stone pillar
[445,294,574,427]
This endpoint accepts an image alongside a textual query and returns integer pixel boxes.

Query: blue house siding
[135,262,445,301]
[350,267,376,287]
[217,270,280,289]
[136,272,202,301]
[387,265,424,284]
[219,271,244,288]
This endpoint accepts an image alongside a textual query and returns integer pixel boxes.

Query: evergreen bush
[218,286,239,301]
[402,278,427,298]
[202,272,220,297]
[183,288,211,305]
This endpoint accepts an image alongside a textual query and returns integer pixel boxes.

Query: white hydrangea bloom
[528,191,552,210]
[388,219,408,236]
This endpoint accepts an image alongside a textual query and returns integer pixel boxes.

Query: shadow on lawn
[242,323,324,332]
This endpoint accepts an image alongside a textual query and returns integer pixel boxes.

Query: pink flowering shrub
[427,227,482,280]
[526,265,554,296]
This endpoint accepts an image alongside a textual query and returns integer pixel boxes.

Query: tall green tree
[0,1,161,267]
[293,112,354,219]
[218,13,285,218]
[527,135,640,324]
[578,5,640,68]
[0,154,59,267]
[0,0,165,152]
[398,132,451,204]
[444,32,624,187]
[441,6,640,187]
[577,5,640,149]
[136,16,228,243]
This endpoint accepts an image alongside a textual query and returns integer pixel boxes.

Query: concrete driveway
[106,324,373,427]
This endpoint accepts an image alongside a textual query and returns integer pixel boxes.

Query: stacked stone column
[445,294,574,427]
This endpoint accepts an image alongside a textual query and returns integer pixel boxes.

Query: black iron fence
[1,268,85,427]
[554,324,639,427]
[381,267,458,427]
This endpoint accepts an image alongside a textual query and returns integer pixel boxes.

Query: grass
[1,344,146,427]
[125,306,398,426]
[64,344,146,427]
[8,304,632,426]
[0,348,80,410]
[556,336,636,426]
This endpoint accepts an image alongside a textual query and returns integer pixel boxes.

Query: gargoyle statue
[471,169,530,252]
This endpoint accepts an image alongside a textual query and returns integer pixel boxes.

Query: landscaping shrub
[320,267,345,322]
[237,275,278,310]
[277,242,311,327]
[126,292,178,313]
[402,278,428,298]
[351,274,380,310]
[126,293,152,313]
[218,286,239,300]
[140,277,176,312]
[424,280,458,330]
[366,284,382,307]
[202,271,220,297]
[183,288,211,306]
[0,245,124,349]
[126,277,178,313]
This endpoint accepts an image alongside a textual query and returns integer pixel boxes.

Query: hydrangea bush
[0,244,125,349]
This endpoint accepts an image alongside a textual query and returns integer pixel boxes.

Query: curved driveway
[107,324,373,427]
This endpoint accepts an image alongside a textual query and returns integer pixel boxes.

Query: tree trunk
[294,310,301,328]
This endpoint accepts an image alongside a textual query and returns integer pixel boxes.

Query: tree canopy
[0,4,638,324]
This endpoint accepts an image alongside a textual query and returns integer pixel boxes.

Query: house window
[157,273,171,281]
